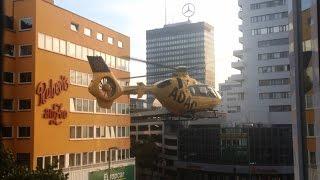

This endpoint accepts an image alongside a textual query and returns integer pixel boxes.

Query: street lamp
[108,147,119,180]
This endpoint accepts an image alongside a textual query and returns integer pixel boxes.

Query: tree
[132,136,160,180]
[0,143,68,180]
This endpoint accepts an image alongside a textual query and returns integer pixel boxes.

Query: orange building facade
[1,0,134,179]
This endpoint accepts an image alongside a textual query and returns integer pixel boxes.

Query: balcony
[238,11,243,19]
[238,24,243,32]
[239,36,243,44]
[233,50,243,59]
[230,74,245,82]
[238,0,243,7]
[231,60,245,70]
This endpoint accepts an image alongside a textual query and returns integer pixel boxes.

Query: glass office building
[289,0,320,179]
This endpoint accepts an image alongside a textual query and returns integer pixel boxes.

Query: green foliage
[0,143,68,180]
[132,136,161,178]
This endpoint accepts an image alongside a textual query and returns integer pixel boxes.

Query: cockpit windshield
[189,85,217,98]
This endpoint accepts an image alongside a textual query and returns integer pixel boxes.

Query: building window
[5,16,14,30]
[3,44,15,57]
[117,41,123,48]
[45,35,53,51]
[59,155,65,168]
[96,152,101,163]
[258,38,289,47]
[82,152,88,165]
[250,0,286,10]
[269,105,291,112]
[97,32,103,41]
[76,153,81,166]
[101,151,106,162]
[19,45,32,57]
[309,151,316,166]
[70,22,79,32]
[307,124,314,136]
[108,37,113,44]
[70,98,94,113]
[84,28,91,36]
[88,152,93,164]
[1,127,13,138]
[17,127,31,138]
[76,126,82,138]
[16,153,30,168]
[69,154,75,167]
[2,99,14,111]
[96,126,100,138]
[37,157,43,169]
[67,42,75,57]
[3,72,14,84]
[60,40,66,55]
[89,126,94,138]
[259,92,291,99]
[70,126,75,139]
[19,72,32,84]
[18,99,31,111]
[44,156,50,168]
[20,17,32,31]
[52,37,60,53]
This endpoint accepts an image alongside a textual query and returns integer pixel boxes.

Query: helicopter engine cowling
[87,56,123,109]
[88,73,123,109]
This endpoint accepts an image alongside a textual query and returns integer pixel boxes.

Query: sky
[55,0,242,89]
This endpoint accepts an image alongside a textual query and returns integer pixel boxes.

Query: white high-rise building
[221,0,291,125]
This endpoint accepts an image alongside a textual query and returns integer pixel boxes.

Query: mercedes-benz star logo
[182,3,195,20]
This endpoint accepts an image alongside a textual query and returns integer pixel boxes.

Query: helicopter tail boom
[122,82,153,98]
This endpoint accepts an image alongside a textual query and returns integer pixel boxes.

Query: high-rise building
[1,1,134,179]
[177,124,294,179]
[289,0,320,179]
[218,77,243,125]
[229,0,291,124]
[146,21,215,107]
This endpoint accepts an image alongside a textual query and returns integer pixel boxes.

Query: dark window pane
[3,72,14,83]
[37,157,43,169]
[20,18,32,30]
[2,99,14,110]
[20,45,32,56]
[19,72,32,83]
[19,99,31,110]
[16,153,30,168]
[308,124,314,136]
[52,156,58,168]
[59,155,65,168]
[2,127,13,138]
[3,44,14,56]
[18,127,30,137]
[5,16,13,30]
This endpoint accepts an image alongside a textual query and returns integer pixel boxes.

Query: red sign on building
[36,76,69,125]
[43,103,67,125]
[36,76,69,106]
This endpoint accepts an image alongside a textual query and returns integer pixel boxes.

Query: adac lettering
[168,87,197,110]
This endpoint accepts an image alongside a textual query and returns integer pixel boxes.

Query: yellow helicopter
[87,56,221,115]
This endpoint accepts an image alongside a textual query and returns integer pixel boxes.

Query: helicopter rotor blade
[121,56,177,70]
[118,71,173,80]
[118,66,206,80]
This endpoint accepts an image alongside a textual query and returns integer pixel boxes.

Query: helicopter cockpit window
[157,79,171,88]
[199,86,208,96]
[189,87,196,95]
[189,85,216,98]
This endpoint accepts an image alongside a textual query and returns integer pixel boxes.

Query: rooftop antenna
[164,0,167,25]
